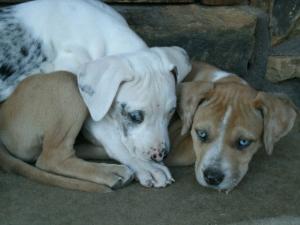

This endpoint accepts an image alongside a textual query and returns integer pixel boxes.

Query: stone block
[266,56,300,82]
[250,0,300,46]
[249,0,272,13]
[271,0,300,45]
[200,0,246,6]
[266,37,300,82]
[116,4,257,76]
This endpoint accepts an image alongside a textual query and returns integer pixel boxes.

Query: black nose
[203,168,224,186]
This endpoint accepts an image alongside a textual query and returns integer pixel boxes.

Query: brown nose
[203,168,224,186]
[151,148,168,162]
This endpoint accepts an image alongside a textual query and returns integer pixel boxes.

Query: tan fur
[185,61,240,83]
[167,61,298,190]
[0,71,133,192]
[166,118,195,166]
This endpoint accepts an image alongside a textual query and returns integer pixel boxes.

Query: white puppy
[0,0,191,187]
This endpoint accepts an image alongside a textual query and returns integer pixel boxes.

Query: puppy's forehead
[194,83,260,127]
[213,83,256,103]
[117,72,176,110]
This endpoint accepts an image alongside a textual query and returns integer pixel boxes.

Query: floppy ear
[177,81,214,135]
[151,46,192,83]
[253,92,298,155]
[77,57,133,121]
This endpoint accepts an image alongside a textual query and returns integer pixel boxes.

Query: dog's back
[0,0,146,101]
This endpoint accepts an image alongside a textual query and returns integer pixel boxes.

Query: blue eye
[236,138,252,150]
[196,129,209,142]
[128,110,144,124]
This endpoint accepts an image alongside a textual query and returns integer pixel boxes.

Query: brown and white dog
[166,61,298,192]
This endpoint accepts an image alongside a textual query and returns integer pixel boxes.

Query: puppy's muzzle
[150,146,169,162]
[203,168,225,186]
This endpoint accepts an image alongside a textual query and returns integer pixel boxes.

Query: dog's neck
[184,61,247,85]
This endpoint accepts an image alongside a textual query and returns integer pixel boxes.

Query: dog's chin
[195,172,240,193]
[215,177,241,194]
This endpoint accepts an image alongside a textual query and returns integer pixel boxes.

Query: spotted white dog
[0,0,191,188]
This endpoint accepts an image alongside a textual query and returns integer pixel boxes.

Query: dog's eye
[236,138,252,150]
[196,129,209,142]
[128,110,144,124]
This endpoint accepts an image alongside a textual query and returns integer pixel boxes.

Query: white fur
[11,0,191,187]
[197,106,233,188]
[14,0,146,74]
[202,106,232,167]
[212,69,248,85]
[81,49,181,187]
[211,71,231,82]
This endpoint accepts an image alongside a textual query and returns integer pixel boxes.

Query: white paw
[134,162,174,188]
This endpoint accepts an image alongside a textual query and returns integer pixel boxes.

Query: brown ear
[254,92,298,155]
[177,81,214,135]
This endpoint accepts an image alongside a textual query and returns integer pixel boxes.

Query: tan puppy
[166,61,298,192]
[0,71,134,192]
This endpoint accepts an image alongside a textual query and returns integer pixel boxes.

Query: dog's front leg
[36,147,133,189]
[75,140,109,160]
[104,143,174,188]
[35,123,133,189]
[83,118,174,188]
[90,132,174,188]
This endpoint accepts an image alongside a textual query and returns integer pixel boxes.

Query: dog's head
[178,81,297,191]
[79,46,191,162]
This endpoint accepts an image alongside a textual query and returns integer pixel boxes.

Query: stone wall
[250,0,300,46]
[0,0,299,105]
[249,0,300,84]
[116,5,258,76]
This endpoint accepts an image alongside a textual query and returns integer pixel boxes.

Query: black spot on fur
[121,103,127,116]
[20,46,28,57]
[118,103,138,138]
[42,56,47,62]
[36,42,41,50]
[122,124,128,137]
[0,63,15,79]
[0,6,48,100]
[79,85,95,96]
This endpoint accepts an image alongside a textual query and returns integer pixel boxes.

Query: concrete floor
[0,128,299,225]
[0,2,299,225]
